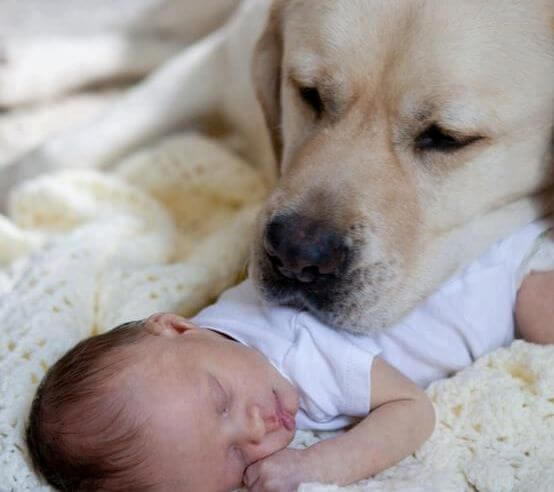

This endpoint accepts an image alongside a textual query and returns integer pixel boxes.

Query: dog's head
[250,0,553,333]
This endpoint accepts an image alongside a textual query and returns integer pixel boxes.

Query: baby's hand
[243,448,314,492]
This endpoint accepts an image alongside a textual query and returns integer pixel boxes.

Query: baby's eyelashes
[220,387,232,415]
[208,373,231,415]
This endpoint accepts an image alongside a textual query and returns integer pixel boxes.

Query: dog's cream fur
[1,0,552,333]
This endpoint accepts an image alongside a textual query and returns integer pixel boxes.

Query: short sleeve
[285,312,382,431]
[192,279,268,329]
[515,228,554,290]
[191,279,298,362]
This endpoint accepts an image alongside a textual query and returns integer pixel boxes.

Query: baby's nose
[243,405,272,444]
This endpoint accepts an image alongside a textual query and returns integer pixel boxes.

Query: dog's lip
[261,267,340,298]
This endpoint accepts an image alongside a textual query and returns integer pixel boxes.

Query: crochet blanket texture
[0,94,553,492]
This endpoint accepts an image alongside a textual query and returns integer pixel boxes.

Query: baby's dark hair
[26,320,154,491]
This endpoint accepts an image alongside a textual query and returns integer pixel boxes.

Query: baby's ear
[144,313,197,337]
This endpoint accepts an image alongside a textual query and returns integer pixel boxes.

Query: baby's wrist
[302,438,365,486]
[299,442,341,484]
[274,446,327,485]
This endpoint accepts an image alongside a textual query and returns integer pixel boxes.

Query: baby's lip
[273,390,296,432]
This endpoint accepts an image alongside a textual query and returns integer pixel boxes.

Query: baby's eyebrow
[207,373,227,413]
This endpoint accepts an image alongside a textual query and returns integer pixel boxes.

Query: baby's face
[121,314,299,491]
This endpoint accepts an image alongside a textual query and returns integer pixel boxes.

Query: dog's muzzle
[256,211,376,330]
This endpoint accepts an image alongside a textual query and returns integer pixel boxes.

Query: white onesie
[192,218,553,431]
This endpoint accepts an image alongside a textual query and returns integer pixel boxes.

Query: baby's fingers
[243,462,294,492]
[243,463,261,490]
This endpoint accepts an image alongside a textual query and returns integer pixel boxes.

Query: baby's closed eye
[208,373,231,414]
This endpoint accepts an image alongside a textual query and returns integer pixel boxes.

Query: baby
[26,219,553,492]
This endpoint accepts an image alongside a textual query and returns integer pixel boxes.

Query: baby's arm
[243,357,435,491]
[516,270,554,344]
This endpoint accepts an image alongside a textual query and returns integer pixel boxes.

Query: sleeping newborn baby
[26,219,553,492]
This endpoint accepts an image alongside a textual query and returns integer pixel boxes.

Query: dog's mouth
[254,253,397,332]
[259,257,345,310]
[253,236,379,330]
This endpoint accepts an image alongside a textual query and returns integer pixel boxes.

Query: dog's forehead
[283,0,552,124]
[283,1,474,96]
[284,0,406,70]
[284,0,551,55]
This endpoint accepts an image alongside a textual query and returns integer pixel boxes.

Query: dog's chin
[250,252,393,334]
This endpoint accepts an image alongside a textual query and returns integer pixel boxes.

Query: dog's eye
[299,86,324,117]
[415,124,481,152]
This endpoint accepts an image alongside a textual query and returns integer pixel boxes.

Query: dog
[1,0,552,333]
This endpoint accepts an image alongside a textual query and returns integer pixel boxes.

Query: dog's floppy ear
[252,1,284,164]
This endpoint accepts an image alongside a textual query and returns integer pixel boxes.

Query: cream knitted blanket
[0,95,553,492]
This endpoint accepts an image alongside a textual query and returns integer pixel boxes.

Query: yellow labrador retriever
[1,0,552,332]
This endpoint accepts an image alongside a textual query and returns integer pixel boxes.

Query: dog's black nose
[264,215,348,283]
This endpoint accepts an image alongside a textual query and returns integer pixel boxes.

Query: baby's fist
[243,448,313,492]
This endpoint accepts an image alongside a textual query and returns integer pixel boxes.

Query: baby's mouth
[273,390,296,432]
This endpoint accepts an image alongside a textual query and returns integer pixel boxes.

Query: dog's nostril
[297,266,318,283]
[317,248,346,275]
[277,265,297,280]
[264,235,277,257]
[269,254,283,268]
[264,218,285,255]
[276,263,336,283]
